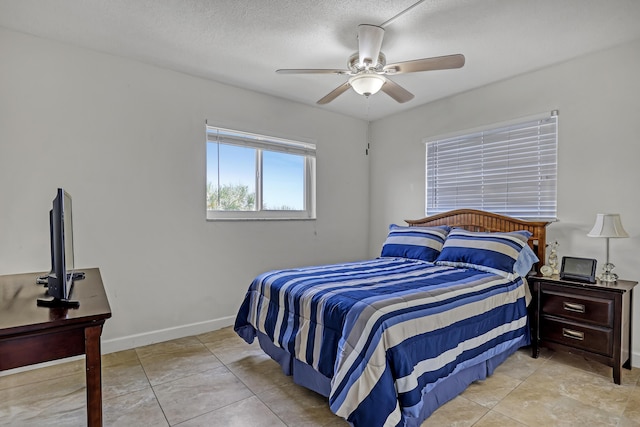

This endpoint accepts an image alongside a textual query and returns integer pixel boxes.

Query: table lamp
[587,213,629,282]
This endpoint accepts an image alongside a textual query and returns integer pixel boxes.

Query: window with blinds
[206,125,316,220]
[425,111,558,220]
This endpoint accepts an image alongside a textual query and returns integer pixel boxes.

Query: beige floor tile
[528,357,634,416]
[493,380,621,426]
[153,365,253,425]
[226,352,294,394]
[619,415,640,427]
[136,336,224,386]
[4,328,639,427]
[258,382,348,426]
[199,326,265,365]
[549,349,640,385]
[622,384,640,424]
[177,395,286,427]
[0,358,84,391]
[419,395,488,427]
[103,387,168,426]
[493,346,551,381]
[102,356,151,400]
[1,409,87,427]
[472,410,527,427]
[102,348,140,368]
[461,371,522,408]
[197,326,239,344]
[622,366,639,385]
[0,372,86,426]
[136,335,214,360]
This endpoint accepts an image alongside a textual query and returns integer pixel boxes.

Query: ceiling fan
[276,24,465,105]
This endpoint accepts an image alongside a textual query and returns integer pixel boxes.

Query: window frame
[206,125,316,220]
[424,111,558,221]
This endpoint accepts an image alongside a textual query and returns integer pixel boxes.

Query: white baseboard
[101,315,235,354]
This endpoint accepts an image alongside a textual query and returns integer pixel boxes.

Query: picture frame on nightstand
[559,256,597,283]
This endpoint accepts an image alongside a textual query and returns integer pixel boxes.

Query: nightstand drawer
[540,317,612,356]
[540,289,613,327]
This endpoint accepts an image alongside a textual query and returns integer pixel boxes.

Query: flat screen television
[37,188,82,308]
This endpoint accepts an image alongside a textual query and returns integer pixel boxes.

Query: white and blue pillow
[381,224,451,262]
[435,229,533,276]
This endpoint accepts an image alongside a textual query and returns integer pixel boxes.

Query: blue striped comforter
[234,258,529,426]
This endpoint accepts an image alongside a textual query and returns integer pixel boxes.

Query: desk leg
[85,325,104,427]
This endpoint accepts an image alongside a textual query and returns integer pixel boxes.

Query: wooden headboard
[405,209,550,271]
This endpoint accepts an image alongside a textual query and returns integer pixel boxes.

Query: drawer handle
[563,302,585,313]
[562,328,584,341]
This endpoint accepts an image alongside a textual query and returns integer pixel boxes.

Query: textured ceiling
[1,0,640,121]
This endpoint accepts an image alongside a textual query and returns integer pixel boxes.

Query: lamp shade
[587,213,629,238]
[349,73,385,96]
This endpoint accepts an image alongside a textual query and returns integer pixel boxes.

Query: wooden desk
[0,268,111,426]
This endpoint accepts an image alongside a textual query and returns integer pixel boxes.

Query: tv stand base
[37,297,80,309]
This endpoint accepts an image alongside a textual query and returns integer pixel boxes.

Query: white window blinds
[206,127,316,157]
[425,111,558,220]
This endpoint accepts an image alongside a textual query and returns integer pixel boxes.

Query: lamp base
[599,262,618,283]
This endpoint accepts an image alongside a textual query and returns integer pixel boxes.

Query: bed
[235,209,549,427]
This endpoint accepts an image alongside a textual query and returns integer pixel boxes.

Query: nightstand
[529,275,637,384]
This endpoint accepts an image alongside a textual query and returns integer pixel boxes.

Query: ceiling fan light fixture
[278,23,463,105]
[348,73,385,96]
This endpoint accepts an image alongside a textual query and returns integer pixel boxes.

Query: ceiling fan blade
[383,54,465,74]
[380,78,414,103]
[276,68,349,75]
[358,24,385,68]
[317,81,351,105]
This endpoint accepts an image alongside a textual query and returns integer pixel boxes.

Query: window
[425,111,558,220]
[206,125,316,220]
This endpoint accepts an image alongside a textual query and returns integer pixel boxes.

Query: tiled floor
[1,326,640,426]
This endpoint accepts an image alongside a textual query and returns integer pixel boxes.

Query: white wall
[369,38,640,363]
[0,28,370,352]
